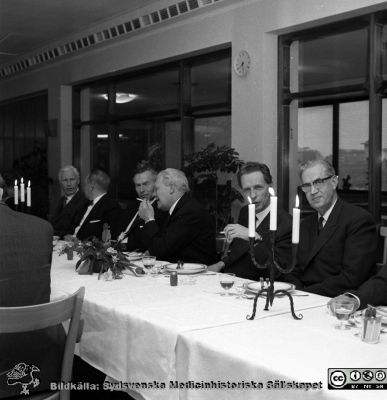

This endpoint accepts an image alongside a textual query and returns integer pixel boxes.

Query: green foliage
[184,143,244,232]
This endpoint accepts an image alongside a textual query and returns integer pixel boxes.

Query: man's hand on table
[208,261,225,272]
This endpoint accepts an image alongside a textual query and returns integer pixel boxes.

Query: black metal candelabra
[246,231,303,320]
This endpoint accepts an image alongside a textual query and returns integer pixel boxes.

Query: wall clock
[233,50,251,77]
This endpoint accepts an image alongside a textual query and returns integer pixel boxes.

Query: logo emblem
[329,370,346,388]
[6,362,40,395]
[375,370,386,382]
[362,370,373,381]
[350,370,361,381]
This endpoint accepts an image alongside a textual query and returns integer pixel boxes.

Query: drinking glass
[219,273,235,296]
[234,281,245,299]
[142,256,156,275]
[332,298,356,330]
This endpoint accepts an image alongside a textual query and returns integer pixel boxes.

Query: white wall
[0,0,386,187]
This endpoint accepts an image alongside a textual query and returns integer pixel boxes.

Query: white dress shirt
[73,193,105,236]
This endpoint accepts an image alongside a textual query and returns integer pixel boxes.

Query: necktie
[317,216,324,235]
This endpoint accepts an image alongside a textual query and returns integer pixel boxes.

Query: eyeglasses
[299,175,334,193]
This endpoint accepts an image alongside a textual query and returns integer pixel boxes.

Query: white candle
[247,196,255,238]
[292,195,300,244]
[20,178,25,203]
[269,188,277,231]
[14,179,19,205]
[27,180,31,207]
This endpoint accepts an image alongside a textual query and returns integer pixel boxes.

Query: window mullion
[368,14,382,220]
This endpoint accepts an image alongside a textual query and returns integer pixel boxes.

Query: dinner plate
[165,263,207,275]
[245,281,295,294]
[123,252,143,261]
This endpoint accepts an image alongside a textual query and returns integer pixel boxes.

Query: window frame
[278,12,385,221]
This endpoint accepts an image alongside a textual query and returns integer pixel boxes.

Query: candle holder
[246,232,302,320]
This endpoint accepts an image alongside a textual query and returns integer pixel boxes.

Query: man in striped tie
[286,159,377,297]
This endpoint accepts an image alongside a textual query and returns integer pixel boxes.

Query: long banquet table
[50,253,387,400]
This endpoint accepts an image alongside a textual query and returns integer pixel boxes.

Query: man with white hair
[49,165,89,238]
[138,168,217,264]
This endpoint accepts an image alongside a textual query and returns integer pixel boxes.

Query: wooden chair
[0,287,85,400]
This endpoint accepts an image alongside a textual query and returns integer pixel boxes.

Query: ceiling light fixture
[101,92,137,103]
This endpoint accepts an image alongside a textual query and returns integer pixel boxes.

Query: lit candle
[27,180,31,207]
[269,188,277,231]
[248,196,255,238]
[292,195,300,244]
[14,180,19,205]
[20,178,25,203]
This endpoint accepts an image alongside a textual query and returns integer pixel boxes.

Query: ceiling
[0,0,160,66]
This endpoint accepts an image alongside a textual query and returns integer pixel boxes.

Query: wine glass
[332,297,356,330]
[234,281,246,299]
[142,256,156,275]
[219,273,235,296]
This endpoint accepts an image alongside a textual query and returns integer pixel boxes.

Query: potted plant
[184,143,244,234]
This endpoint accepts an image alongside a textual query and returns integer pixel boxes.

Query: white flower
[112,255,118,264]
[106,247,117,255]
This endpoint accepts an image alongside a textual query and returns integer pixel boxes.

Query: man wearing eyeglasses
[286,159,377,297]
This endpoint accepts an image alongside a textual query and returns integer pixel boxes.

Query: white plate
[165,263,207,275]
[123,252,143,261]
[245,281,295,294]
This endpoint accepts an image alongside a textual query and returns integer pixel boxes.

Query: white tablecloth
[51,253,380,400]
[176,307,387,400]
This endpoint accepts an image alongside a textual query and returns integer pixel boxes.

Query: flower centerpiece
[57,236,79,260]
[73,224,140,279]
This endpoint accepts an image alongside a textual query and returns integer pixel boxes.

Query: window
[74,48,231,205]
[279,15,386,222]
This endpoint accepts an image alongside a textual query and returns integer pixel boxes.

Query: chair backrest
[0,287,85,399]
[381,226,387,265]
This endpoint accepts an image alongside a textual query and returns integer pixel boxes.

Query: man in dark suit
[208,162,292,280]
[287,159,377,297]
[0,185,65,398]
[74,169,122,240]
[117,161,167,251]
[49,165,89,238]
[138,168,217,264]
[329,266,387,310]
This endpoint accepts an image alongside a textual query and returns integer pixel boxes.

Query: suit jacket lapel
[163,194,188,227]
[305,199,342,266]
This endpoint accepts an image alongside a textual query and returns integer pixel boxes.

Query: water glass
[234,281,246,299]
[142,256,156,275]
[332,298,355,330]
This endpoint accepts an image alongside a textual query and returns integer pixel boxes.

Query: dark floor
[71,356,135,400]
